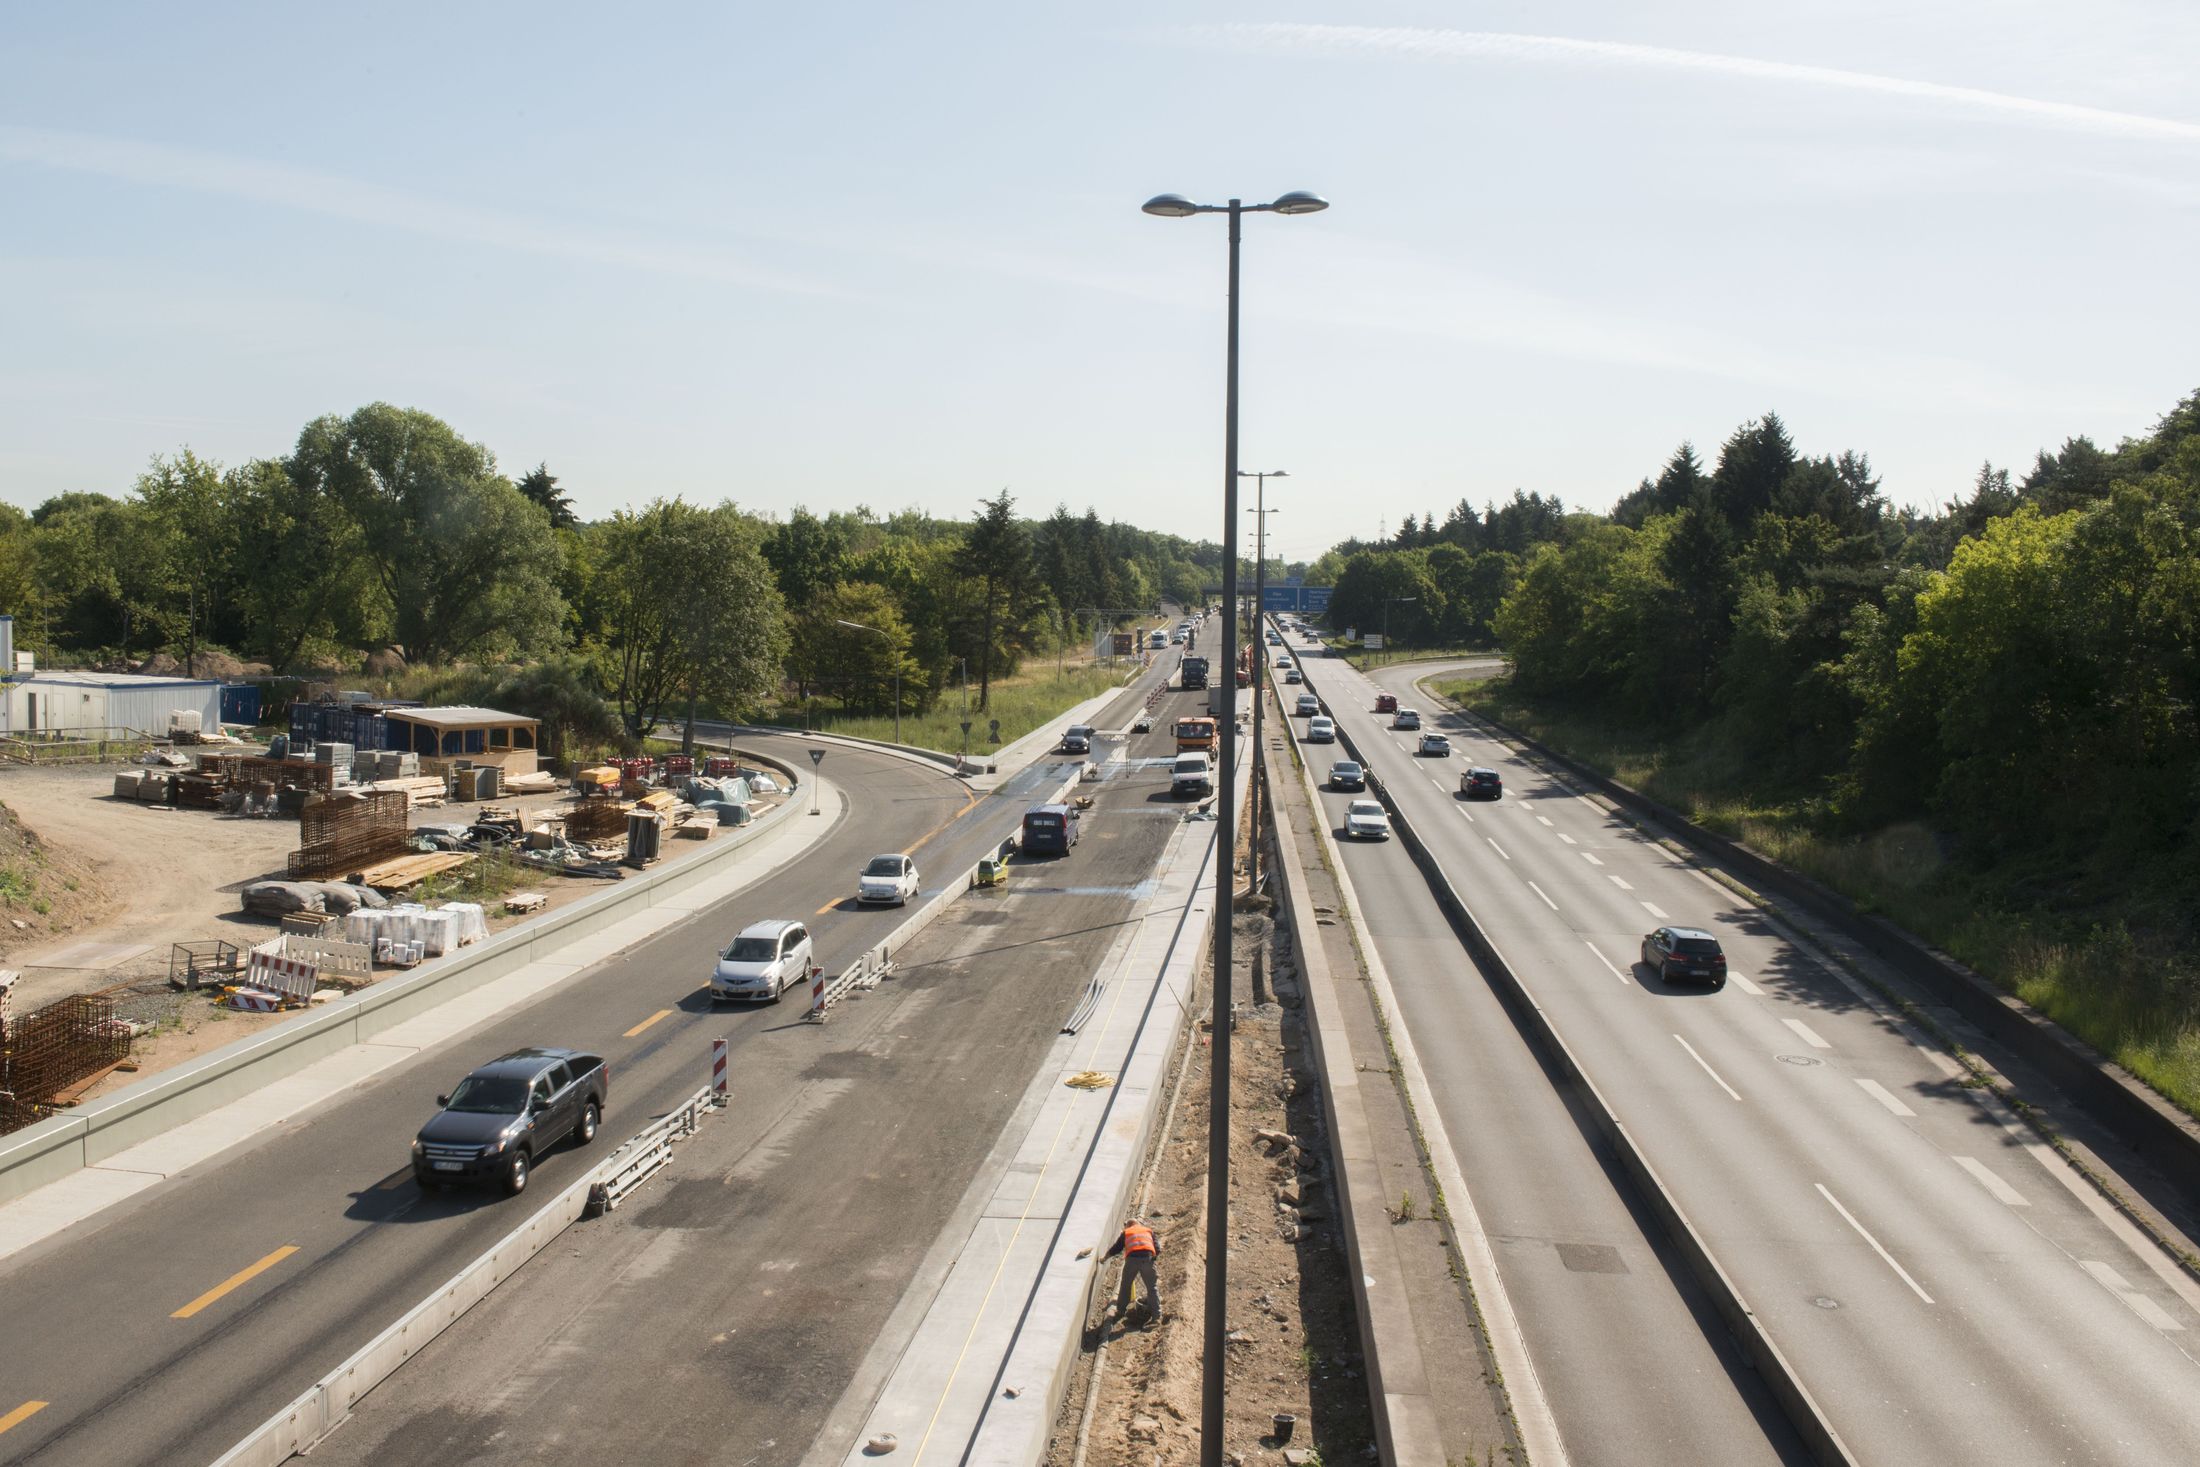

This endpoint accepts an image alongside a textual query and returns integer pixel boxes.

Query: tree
[788,582,922,714]
[1710,414,1798,527]
[951,490,1036,711]
[516,463,579,529]
[761,509,852,610]
[287,405,566,662]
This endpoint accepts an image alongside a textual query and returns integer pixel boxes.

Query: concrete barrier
[1430,692,2200,1211]
[0,793,810,1206]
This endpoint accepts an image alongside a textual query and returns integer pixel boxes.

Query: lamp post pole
[1240,473,1284,895]
[832,619,900,746]
[1144,187,1326,1467]
[1382,595,1417,671]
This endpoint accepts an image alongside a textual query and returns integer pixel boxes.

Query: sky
[4,2,2197,567]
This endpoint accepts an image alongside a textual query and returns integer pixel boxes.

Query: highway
[0,662,1172,1467]
[1285,629,2200,1466]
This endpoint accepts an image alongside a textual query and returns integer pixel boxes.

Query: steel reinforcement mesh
[564,796,631,842]
[0,993,130,1125]
[289,789,411,879]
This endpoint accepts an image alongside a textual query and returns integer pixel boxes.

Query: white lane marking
[1526,881,1558,911]
[2081,1261,2184,1332]
[1558,833,1577,845]
[1580,852,1604,867]
[1488,838,1511,861]
[1727,970,1764,996]
[1953,1156,2029,1207]
[1640,900,1670,920]
[1817,1183,1934,1304]
[1459,808,1476,824]
[1675,1034,1741,1100]
[1585,940,1631,984]
[1855,1078,1916,1117]
[1536,815,1555,827]
[1608,875,1634,891]
[1782,1017,1832,1050]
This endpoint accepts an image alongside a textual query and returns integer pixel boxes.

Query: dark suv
[1641,927,1728,989]
[413,1046,608,1196]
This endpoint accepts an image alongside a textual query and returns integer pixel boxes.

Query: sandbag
[241,881,325,917]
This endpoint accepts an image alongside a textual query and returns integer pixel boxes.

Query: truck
[1148,630,1168,649]
[1180,655,1210,690]
[1173,715,1218,753]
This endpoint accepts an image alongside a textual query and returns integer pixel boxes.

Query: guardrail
[0,790,811,1207]
[213,1078,723,1466]
[1298,659,1860,1467]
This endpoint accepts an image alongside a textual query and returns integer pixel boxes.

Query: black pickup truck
[412,1046,608,1196]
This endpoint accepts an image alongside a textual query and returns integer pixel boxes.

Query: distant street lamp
[1143,187,1326,1467]
[833,619,901,745]
[1382,595,1418,668]
[1241,472,1284,894]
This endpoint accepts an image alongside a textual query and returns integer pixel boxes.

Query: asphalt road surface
[1287,631,2200,1467]
[0,665,1175,1467]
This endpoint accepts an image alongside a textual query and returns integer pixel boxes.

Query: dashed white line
[1674,1034,1741,1100]
[1727,970,1765,997]
[1783,1017,1832,1050]
[1855,1078,1916,1117]
[1580,852,1604,867]
[1640,901,1670,920]
[1953,1156,2029,1207]
[1585,940,1631,984]
[1536,815,1555,827]
[1462,810,1476,823]
[1608,875,1634,892]
[1557,833,1577,845]
[1526,881,1559,911]
[1817,1183,1934,1303]
[1488,838,1511,861]
[2081,1261,2184,1332]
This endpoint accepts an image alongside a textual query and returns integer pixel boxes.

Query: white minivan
[711,919,815,1002]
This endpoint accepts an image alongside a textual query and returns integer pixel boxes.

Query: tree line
[0,402,1222,743]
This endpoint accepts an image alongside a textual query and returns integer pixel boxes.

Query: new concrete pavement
[1288,632,2200,1466]
[0,666,1178,1467]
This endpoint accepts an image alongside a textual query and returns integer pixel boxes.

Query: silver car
[1344,799,1391,840]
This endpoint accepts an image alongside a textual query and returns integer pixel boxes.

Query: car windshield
[1069,726,1092,737]
[724,935,778,961]
[1349,801,1384,817]
[1333,763,1360,775]
[863,857,903,877]
[444,1075,529,1114]
[1676,937,1722,956]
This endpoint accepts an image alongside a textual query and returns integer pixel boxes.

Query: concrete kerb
[1418,685,2200,1212]
[1303,684,1861,1467]
[834,734,1241,1467]
[1259,725,1447,1466]
[0,783,821,1207]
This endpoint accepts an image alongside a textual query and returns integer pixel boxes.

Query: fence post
[711,1037,729,1107]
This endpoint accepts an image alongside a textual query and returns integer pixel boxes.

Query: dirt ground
[0,760,787,1103]
[1048,852,1375,1466]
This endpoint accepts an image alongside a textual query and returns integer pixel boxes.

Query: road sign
[808,748,826,767]
[988,719,1000,741]
[1363,634,1384,650]
[960,720,973,738]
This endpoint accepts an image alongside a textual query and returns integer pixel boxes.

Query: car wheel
[503,1149,530,1197]
[574,1100,600,1147]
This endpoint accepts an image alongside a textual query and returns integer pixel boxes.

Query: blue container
[220,684,262,727]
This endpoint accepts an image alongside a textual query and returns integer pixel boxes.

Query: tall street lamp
[1143,187,1326,1467]
[1241,473,1284,895]
[1382,595,1418,669]
[833,619,901,746]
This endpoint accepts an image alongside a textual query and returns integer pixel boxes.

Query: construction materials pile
[288,789,411,880]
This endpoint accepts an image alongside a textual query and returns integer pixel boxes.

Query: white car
[1392,709,1422,730]
[1306,716,1336,744]
[1295,693,1321,717]
[857,853,920,906]
[1417,734,1451,757]
[1344,799,1391,840]
[712,919,815,1002]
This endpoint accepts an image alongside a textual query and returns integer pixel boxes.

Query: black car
[1459,767,1503,799]
[1641,927,1728,989]
[413,1046,608,1196]
[1059,724,1094,755]
[1328,760,1365,791]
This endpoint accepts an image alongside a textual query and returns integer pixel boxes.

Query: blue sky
[4,2,2197,564]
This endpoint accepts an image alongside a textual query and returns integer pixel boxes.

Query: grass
[1429,669,2200,1120]
[0,862,34,906]
[758,662,1133,755]
[414,849,532,909]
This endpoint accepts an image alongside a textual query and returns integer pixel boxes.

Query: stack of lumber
[350,850,474,890]
[359,775,449,810]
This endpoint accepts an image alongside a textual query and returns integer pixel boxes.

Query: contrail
[0,125,837,295]
[1178,23,2200,143]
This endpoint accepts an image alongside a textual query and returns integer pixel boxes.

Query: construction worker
[1104,1217,1162,1322]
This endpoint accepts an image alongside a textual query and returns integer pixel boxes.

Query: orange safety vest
[1121,1223,1157,1256]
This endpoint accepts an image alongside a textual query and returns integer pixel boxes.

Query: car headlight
[410,1139,424,1156]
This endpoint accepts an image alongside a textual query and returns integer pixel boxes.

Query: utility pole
[1240,471,1284,895]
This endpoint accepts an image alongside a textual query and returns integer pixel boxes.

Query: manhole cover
[1812,1296,1841,1310]
[1777,1054,1823,1067]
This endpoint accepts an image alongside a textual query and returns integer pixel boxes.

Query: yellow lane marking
[172,1245,299,1320]
[903,788,980,859]
[0,1401,49,1436]
[815,896,844,915]
[623,1008,674,1039]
